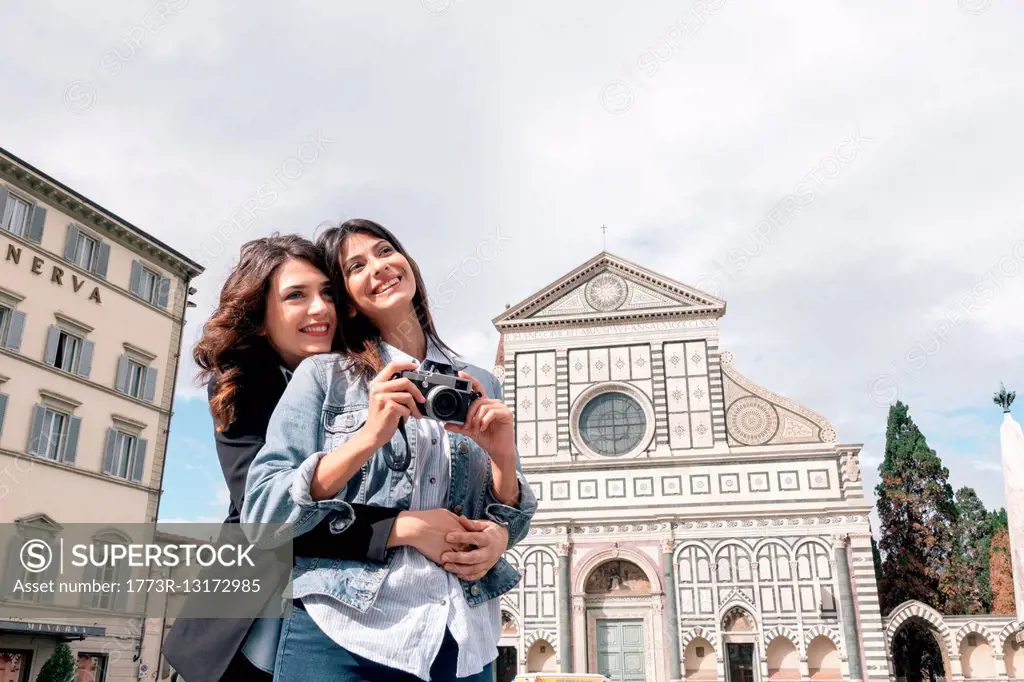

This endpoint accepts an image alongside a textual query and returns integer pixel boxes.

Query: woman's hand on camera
[361,361,426,451]
[444,373,516,465]
[441,517,509,581]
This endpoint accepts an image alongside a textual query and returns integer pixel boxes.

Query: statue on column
[995,383,1024,627]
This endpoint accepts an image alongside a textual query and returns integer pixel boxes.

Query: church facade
[489,252,888,682]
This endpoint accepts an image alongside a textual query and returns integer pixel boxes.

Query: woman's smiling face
[339,231,417,325]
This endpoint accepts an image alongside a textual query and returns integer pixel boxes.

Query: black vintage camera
[393,360,481,424]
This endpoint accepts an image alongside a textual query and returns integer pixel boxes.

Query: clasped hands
[391,508,508,581]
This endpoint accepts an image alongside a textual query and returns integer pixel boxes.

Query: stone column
[556,542,573,672]
[573,595,588,673]
[662,538,683,682]
[999,410,1024,621]
[833,534,865,681]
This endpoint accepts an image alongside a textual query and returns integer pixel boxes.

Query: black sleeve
[211,383,402,564]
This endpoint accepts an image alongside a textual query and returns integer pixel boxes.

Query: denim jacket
[240,347,537,613]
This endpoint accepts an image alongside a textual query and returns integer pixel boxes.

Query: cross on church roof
[601,224,607,250]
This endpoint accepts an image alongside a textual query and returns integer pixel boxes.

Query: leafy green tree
[875,401,957,614]
[36,642,76,682]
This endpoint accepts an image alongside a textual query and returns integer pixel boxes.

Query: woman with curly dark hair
[162,234,468,682]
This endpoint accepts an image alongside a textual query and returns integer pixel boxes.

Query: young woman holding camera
[162,235,479,682]
[242,219,536,681]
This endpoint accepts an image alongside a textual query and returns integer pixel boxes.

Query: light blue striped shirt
[303,344,501,680]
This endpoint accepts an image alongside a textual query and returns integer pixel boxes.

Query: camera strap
[381,418,412,472]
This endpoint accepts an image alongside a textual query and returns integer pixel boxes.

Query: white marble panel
[517,421,537,457]
[669,412,692,449]
[685,341,708,376]
[537,421,558,456]
[589,347,610,382]
[535,351,557,386]
[609,346,631,381]
[517,353,536,387]
[666,377,690,413]
[568,350,589,383]
[630,345,652,379]
[687,376,711,411]
[664,342,687,377]
[516,387,537,422]
[535,385,557,420]
[690,412,714,448]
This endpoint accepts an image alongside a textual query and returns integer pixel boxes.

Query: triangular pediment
[493,251,725,330]
[14,513,64,534]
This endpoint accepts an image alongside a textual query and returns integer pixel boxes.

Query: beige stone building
[0,146,202,682]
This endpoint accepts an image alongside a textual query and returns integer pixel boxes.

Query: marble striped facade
[486,252,1019,682]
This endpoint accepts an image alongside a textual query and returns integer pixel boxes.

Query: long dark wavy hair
[315,218,455,378]
[193,234,332,431]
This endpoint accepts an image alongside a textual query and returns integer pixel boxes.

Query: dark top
[212,366,400,561]
[162,352,401,682]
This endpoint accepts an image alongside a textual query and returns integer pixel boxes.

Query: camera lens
[431,389,459,420]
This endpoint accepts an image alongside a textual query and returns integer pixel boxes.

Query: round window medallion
[585,273,628,312]
[726,396,779,446]
[579,391,647,456]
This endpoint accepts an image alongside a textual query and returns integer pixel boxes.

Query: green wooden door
[596,619,646,682]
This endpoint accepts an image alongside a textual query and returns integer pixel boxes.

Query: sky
[2,0,1021,532]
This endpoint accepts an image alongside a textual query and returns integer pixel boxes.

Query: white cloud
[4,0,1022,517]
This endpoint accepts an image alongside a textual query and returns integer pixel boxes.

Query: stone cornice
[0,151,202,278]
[526,514,871,539]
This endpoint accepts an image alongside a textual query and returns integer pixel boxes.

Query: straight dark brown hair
[315,218,455,378]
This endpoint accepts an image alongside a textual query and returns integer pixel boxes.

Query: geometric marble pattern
[664,340,712,450]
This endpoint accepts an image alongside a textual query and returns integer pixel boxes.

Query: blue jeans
[274,601,495,681]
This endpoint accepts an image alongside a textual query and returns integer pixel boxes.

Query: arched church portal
[580,558,661,682]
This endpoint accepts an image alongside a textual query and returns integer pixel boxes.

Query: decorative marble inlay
[671,389,684,402]
[693,386,705,400]
[690,352,702,365]
[695,423,708,436]
[727,396,780,446]
[779,471,799,491]
[542,432,553,444]
[521,364,532,376]
[673,424,686,437]
[521,397,532,411]
[634,478,653,497]
[584,272,629,311]
[662,476,682,496]
[574,360,584,371]
[541,397,553,410]
[541,363,552,375]
[748,472,769,492]
[634,356,646,367]
[521,432,532,447]
[809,469,830,490]
[670,354,682,366]
[615,358,625,370]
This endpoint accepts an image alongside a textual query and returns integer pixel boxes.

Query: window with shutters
[44,317,95,379]
[130,260,170,308]
[103,423,148,482]
[126,360,146,398]
[37,408,68,460]
[28,398,82,464]
[53,330,81,372]
[81,531,131,611]
[0,194,31,237]
[116,353,158,402]
[72,232,98,270]
[111,431,138,479]
[0,289,27,353]
[63,224,110,278]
